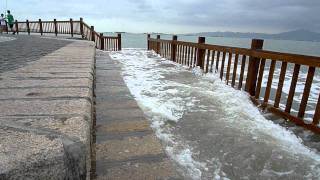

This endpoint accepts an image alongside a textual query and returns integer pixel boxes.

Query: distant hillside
[187,29,320,42]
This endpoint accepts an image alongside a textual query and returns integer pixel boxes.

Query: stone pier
[0,35,182,179]
[0,35,95,179]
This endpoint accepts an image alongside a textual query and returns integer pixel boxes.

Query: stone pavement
[0,35,95,179]
[92,51,182,179]
[0,35,73,73]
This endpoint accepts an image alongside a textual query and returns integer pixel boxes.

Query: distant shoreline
[186,29,320,42]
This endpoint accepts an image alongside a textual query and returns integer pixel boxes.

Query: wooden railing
[148,34,320,134]
[8,18,121,51]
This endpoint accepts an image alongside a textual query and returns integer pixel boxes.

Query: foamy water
[110,49,320,179]
[202,53,320,122]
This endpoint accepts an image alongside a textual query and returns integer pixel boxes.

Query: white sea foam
[110,49,320,179]
[110,49,206,179]
[195,67,320,159]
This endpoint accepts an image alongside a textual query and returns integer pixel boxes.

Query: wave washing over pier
[2,16,320,179]
[110,49,320,179]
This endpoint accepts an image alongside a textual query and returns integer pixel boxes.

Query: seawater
[105,32,320,121]
[104,33,320,56]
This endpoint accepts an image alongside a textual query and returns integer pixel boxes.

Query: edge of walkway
[92,51,183,179]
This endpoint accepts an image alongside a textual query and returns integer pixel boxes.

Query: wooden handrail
[148,37,320,67]
[148,34,320,134]
[12,18,121,51]
[104,36,120,39]
[17,20,81,23]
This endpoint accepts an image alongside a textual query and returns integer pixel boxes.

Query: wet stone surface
[109,49,320,179]
[91,51,182,180]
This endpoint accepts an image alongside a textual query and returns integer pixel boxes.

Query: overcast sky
[2,0,319,33]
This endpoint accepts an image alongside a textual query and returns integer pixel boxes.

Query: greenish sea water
[105,32,320,56]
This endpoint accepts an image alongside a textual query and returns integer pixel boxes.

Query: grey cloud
[6,0,320,33]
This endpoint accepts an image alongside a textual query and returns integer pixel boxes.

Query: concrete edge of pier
[0,37,95,179]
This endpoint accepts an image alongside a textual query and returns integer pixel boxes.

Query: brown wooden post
[171,35,178,62]
[80,17,84,38]
[147,34,151,50]
[26,20,30,35]
[100,33,104,50]
[117,33,122,51]
[197,37,206,69]
[245,39,264,96]
[14,20,19,34]
[156,35,161,54]
[54,19,58,36]
[91,26,95,42]
[39,19,43,35]
[70,18,74,37]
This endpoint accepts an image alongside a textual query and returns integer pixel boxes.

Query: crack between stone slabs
[0,96,93,103]
[7,77,93,80]
[95,130,154,141]
[94,153,168,170]
[0,114,91,122]
[3,71,94,75]
[0,86,93,90]
[0,120,85,150]
[2,71,93,74]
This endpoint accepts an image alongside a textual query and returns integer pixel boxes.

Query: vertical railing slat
[187,46,191,66]
[298,66,315,118]
[226,52,233,84]
[274,62,288,108]
[220,52,226,80]
[182,45,186,65]
[313,94,320,125]
[215,51,220,72]
[255,58,266,99]
[285,64,301,113]
[190,47,194,67]
[238,55,247,90]
[210,51,216,73]
[205,50,211,73]
[54,19,58,36]
[231,54,239,87]
[263,60,276,104]
[39,19,43,35]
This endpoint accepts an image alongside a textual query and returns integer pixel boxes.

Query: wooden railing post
[38,19,43,35]
[15,20,19,34]
[156,35,161,54]
[245,39,264,96]
[171,35,178,62]
[80,17,84,38]
[117,33,122,51]
[91,26,95,42]
[54,19,58,36]
[147,34,151,50]
[197,37,206,69]
[70,18,74,37]
[100,33,104,50]
[26,20,30,35]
